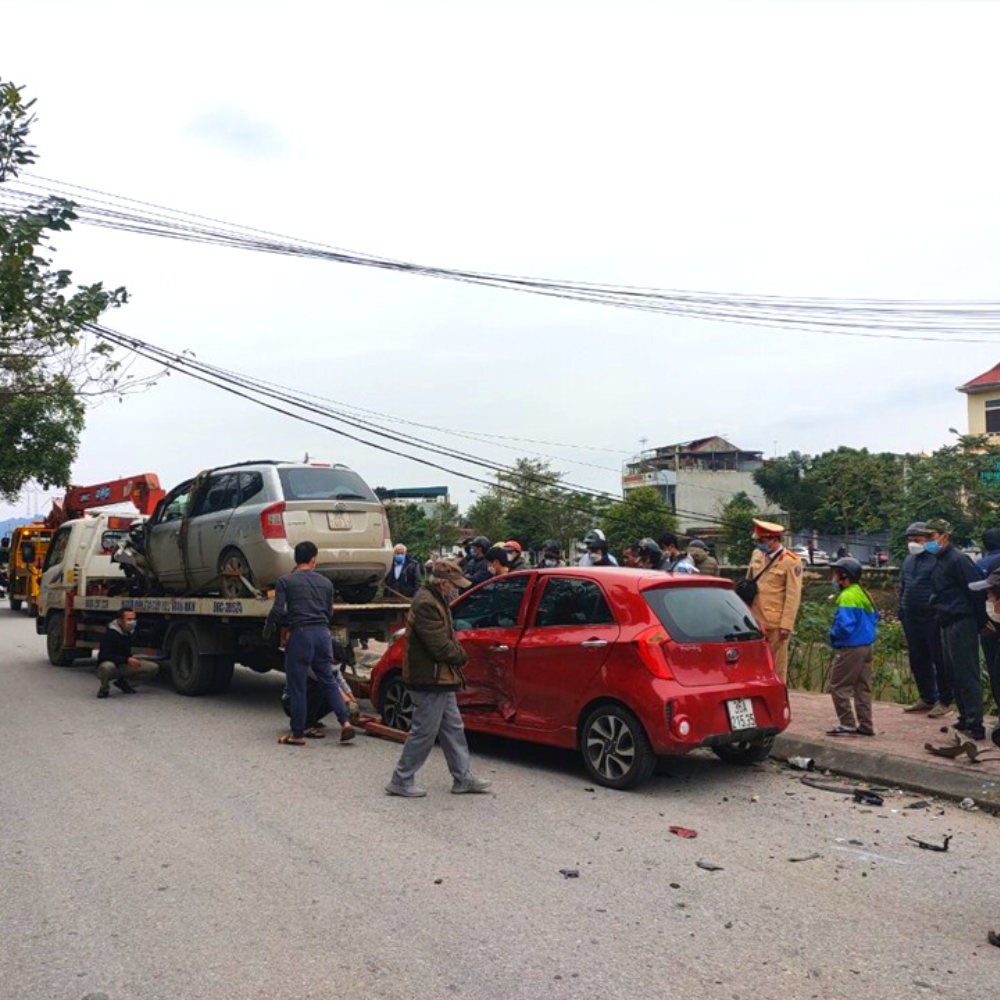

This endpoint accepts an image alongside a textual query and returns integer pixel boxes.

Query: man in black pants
[264,541,356,747]
[926,519,986,740]
[899,521,953,718]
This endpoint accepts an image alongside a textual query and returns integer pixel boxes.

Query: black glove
[262,623,275,641]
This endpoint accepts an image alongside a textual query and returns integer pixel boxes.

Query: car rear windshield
[278,467,378,503]
[643,586,763,643]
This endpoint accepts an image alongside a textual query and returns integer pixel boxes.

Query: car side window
[453,575,530,631]
[189,473,241,519]
[160,486,193,524]
[532,578,615,628]
[239,471,265,506]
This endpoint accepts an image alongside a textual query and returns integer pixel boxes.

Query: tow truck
[36,473,408,695]
[8,523,54,615]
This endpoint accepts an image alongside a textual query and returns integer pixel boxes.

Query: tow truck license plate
[327,512,351,530]
[726,698,756,731]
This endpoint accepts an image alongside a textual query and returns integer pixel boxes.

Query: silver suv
[142,461,393,602]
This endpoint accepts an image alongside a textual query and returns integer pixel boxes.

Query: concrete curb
[773,733,1000,810]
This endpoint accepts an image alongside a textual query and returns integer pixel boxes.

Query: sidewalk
[775,690,1000,809]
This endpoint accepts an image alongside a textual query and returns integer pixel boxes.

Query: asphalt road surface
[2,612,999,1000]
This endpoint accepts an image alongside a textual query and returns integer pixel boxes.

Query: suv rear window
[643,586,763,643]
[278,467,378,503]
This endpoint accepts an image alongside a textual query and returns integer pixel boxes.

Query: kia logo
[725,648,739,664]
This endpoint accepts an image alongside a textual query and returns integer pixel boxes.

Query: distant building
[622,436,771,535]
[376,486,450,519]
[958,362,1000,440]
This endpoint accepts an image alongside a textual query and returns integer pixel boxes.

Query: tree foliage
[717,491,761,566]
[0,79,143,502]
[598,486,677,556]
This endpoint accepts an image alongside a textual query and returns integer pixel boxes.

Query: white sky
[3,0,999,519]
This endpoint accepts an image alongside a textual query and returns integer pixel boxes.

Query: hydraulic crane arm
[45,474,165,527]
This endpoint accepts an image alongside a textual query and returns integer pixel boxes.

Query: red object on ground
[368,567,790,789]
[356,715,408,744]
[669,826,698,839]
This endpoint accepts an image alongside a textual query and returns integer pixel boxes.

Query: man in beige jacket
[746,519,804,683]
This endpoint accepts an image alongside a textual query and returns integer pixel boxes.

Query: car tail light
[260,501,286,540]
[635,625,673,679]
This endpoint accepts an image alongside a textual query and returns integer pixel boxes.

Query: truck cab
[9,524,54,615]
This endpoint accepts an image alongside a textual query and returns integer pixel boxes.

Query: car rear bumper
[644,677,790,755]
[242,539,393,587]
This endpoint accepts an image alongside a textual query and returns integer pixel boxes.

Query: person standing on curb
[386,559,492,798]
[384,543,421,599]
[96,607,159,698]
[899,521,953,718]
[687,539,719,575]
[926,518,987,741]
[745,519,804,683]
[826,557,878,736]
[264,541,356,746]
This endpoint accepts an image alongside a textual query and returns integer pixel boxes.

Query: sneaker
[967,726,987,741]
[903,699,934,713]
[451,775,493,794]
[385,782,427,798]
[340,725,357,744]
[927,702,952,719]
[826,725,858,736]
[97,688,110,699]
[113,678,137,694]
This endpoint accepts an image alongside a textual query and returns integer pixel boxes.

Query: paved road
[1,612,998,1000]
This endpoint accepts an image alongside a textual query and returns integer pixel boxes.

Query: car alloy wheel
[218,549,254,599]
[381,675,414,732]
[586,712,637,781]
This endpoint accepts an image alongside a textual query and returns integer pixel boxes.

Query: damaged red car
[370,567,790,790]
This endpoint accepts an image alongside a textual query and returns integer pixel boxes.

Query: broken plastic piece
[904,800,930,810]
[696,860,724,871]
[669,826,698,839]
[853,790,885,807]
[787,756,815,771]
[789,852,822,863]
[558,868,580,879]
[959,797,977,810]
[907,835,952,853]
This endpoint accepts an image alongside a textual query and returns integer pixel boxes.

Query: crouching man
[97,608,159,698]
[386,559,492,798]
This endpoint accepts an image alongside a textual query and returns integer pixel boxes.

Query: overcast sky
[3,0,1000,520]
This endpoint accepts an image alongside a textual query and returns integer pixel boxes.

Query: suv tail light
[635,625,673,679]
[260,501,286,540]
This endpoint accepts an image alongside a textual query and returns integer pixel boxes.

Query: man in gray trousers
[386,559,492,798]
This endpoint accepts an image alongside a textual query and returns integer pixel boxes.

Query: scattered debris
[583,787,595,793]
[434,878,444,884]
[558,868,580,879]
[724,921,733,929]
[789,852,822,863]
[801,776,855,795]
[907,835,952,853]
[669,883,681,889]
[750,795,760,803]
[925,731,988,762]
[696,860,724,872]
[988,930,1000,949]
[853,790,885,807]
[905,800,930,810]
[960,798,978,811]
[787,756,815,772]
[669,826,698,839]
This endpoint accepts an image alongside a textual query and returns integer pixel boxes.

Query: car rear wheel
[711,735,775,765]
[379,673,414,732]
[46,612,77,666]
[339,583,379,605]
[218,549,255,599]
[580,704,656,790]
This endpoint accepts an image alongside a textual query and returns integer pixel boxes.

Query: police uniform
[746,519,803,683]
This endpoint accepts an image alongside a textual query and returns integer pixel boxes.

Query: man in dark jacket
[264,540,356,746]
[384,544,421,598]
[899,521,953,717]
[386,559,492,798]
[926,518,986,740]
[96,608,159,698]
[461,535,492,589]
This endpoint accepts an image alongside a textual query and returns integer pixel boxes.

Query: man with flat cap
[745,519,803,683]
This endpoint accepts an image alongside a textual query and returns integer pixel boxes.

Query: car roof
[525,566,734,592]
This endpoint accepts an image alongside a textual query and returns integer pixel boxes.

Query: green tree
[752,451,815,530]
[0,80,132,501]
[426,501,461,555]
[806,448,902,542]
[718,491,760,565]
[465,492,509,546]
[598,486,677,556]
[384,503,432,561]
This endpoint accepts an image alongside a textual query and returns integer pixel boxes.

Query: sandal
[278,734,307,746]
[304,728,326,739]
[827,726,858,737]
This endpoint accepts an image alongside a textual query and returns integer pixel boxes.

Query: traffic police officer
[746,519,803,683]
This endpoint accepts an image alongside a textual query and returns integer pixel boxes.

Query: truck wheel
[379,673,414,732]
[339,583,379,605]
[169,628,216,696]
[579,703,656,790]
[711,735,775,765]
[28,602,39,619]
[10,596,22,612]
[210,657,235,694]
[46,613,77,666]
[218,549,256,599]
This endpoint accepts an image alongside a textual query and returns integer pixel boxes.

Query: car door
[186,472,241,588]
[451,574,533,719]
[144,481,193,588]
[514,576,621,732]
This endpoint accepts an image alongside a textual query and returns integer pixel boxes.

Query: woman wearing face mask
[898,522,953,718]
[95,607,160,699]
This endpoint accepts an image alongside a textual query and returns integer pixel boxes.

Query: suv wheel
[379,673,414,732]
[711,736,775,765]
[580,704,656,790]
[218,549,255,599]
[46,612,77,666]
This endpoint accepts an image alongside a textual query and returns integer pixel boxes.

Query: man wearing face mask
[898,522,953,717]
[384,543,421,599]
[745,519,803,683]
[461,536,492,588]
[539,540,566,568]
[96,608,160,698]
[926,518,987,741]
[386,559,492,797]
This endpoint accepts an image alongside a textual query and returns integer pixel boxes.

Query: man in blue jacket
[827,558,878,736]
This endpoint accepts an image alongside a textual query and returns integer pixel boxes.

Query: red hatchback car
[370,567,790,789]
